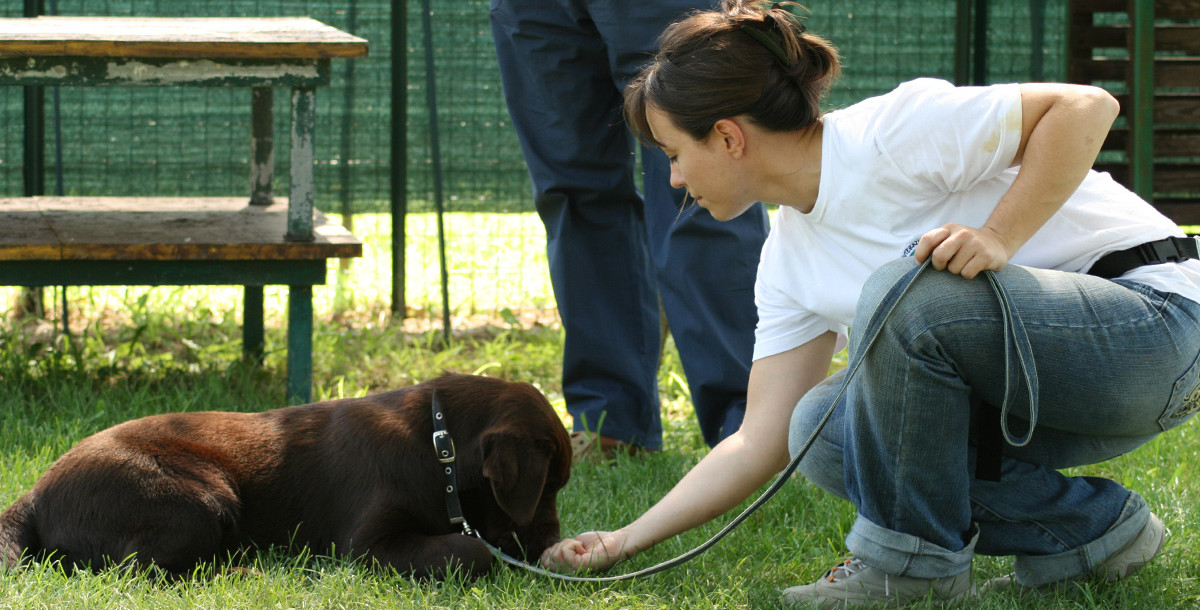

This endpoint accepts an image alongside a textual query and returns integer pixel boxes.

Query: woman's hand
[539,339,836,577]
[540,530,633,573]
[914,223,1011,279]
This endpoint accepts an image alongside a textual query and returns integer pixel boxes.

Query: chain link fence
[2,0,1066,316]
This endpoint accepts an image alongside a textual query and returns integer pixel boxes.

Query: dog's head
[429,374,572,562]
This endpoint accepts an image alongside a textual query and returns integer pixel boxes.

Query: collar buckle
[432,429,456,464]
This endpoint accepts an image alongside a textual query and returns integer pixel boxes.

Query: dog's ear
[481,431,549,526]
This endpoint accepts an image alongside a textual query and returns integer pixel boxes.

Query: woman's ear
[712,118,746,159]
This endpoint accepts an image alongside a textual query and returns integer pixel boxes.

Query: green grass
[3,213,1200,608]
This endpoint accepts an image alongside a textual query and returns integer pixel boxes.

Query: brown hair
[625,0,840,148]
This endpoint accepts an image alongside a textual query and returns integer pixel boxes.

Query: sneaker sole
[1097,512,1165,582]
[984,512,1166,593]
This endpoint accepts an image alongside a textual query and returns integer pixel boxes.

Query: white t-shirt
[753,78,1200,361]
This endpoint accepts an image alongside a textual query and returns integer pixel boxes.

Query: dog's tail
[0,493,38,568]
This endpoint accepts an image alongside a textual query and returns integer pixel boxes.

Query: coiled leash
[433,259,1040,583]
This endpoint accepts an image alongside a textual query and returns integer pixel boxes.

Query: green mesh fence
[2,0,1068,312]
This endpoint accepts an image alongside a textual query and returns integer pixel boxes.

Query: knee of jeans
[852,258,985,336]
[790,391,849,500]
[853,258,923,328]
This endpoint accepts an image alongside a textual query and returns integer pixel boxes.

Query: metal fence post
[391,0,408,319]
[1130,0,1155,202]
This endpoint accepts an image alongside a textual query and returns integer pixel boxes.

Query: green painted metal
[972,0,989,85]
[243,285,265,362]
[391,0,407,317]
[0,259,327,286]
[954,0,971,85]
[1130,1,1155,202]
[287,86,317,242]
[287,284,313,404]
[0,56,331,87]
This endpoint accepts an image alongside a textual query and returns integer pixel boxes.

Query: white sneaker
[985,512,1166,592]
[780,557,975,608]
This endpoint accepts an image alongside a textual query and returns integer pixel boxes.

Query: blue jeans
[790,257,1200,585]
[490,0,769,448]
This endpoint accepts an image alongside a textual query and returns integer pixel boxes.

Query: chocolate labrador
[0,373,571,579]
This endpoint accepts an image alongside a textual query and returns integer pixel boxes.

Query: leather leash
[434,258,1050,582]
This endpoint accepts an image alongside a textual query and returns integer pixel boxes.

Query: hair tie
[740,3,806,69]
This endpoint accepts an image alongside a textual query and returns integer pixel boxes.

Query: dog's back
[0,373,571,578]
[1,412,255,573]
[1,493,38,568]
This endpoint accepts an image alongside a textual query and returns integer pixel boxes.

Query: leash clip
[460,519,478,538]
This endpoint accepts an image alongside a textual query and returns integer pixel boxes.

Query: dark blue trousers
[490,0,768,448]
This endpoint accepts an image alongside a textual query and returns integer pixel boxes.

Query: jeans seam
[968,497,1071,553]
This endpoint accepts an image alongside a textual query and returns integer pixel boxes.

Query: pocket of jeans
[1160,348,1200,431]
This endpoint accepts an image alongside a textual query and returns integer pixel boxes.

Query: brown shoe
[570,431,654,463]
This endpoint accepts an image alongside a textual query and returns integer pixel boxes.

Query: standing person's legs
[591,0,771,447]
[491,0,663,448]
[643,151,767,446]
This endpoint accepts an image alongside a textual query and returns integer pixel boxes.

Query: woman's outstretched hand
[540,530,634,573]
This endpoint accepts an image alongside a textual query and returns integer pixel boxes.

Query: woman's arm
[541,331,838,572]
[915,83,1120,279]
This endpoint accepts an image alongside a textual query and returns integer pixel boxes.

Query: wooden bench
[0,17,368,402]
[1067,0,1200,226]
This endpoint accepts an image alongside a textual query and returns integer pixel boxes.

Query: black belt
[1087,236,1199,279]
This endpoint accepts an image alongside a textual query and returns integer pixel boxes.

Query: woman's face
[645,106,756,221]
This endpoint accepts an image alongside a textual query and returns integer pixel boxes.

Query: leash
[433,259,1039,582]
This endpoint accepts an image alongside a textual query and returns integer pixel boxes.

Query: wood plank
[1156,164,1200,194]
[0,203,60,260]
[1156,59,1200,89]
[1076,57,1200,88]
[0,56,329,88]
[1075,58,1126,82]
[1069,26,1126,50]
[0,197,361,262]
[1114,93,1200,124]
[1102,130,1200,156]
[1093,163,1200,196]
[1154,200,1200,226]
[0,259,328,288]
[0,17,367,59]
[1069,0,1125,16]
[1073,25,1200,54]
[1156,0,1200,20]
[1155,26,1200,54]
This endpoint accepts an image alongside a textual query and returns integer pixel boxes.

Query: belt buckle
[1142,238,1183,264]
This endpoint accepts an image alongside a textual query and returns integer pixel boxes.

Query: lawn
[2,213,1199,609]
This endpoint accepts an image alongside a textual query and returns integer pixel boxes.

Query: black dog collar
[431,390,475,536]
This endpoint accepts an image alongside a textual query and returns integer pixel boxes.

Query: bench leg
[243,285,265,363]
[287,86,316,242]
[250,87,274,206]
[287,284,313,404]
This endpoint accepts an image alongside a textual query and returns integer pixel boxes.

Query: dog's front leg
[359,533,494,580]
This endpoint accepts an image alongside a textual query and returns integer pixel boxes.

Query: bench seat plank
[0,197,361,262]
[0,17,367,59]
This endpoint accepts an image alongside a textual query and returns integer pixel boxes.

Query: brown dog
[0,373,571,579]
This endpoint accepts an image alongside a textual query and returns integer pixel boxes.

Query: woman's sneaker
[985,512,1166,592]
[780,557,975,608]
